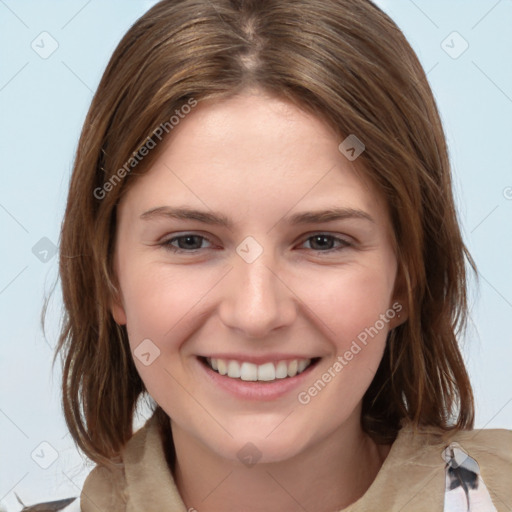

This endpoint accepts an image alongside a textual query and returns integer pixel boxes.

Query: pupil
[181,236,200,249]
[313,235,331,250]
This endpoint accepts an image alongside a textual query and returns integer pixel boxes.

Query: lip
[196,356,321,401]
[197,353,317,365]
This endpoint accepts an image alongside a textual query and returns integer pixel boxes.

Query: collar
[120,414,450,512]
[123,413,187,511]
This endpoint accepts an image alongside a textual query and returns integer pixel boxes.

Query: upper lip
[198,354,320,365]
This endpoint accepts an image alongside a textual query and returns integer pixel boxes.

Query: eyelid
[298,231,354,245]
[298,233,353,252]
[160,231,354,254]
[160,232,216,250]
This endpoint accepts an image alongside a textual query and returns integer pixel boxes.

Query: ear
[387,266,409,329]
[110,287,127,325]
[387,299,408,330]
[109,250,127,325]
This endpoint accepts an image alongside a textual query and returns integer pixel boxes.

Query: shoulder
[80,462,127,512]
[446,426,512,458]
[407,424,512,474]
[81,412,185,511]
[349,423,511,512]
[438,426,512,506]
[80,416,159,512]
[395,424,512,510]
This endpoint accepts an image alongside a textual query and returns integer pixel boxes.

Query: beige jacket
[80,414,512,511]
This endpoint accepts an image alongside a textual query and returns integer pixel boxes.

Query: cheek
[292,262,396,413]
[118,263,216,407]
[118,261,230,382]
[120,263,205,339]
[297,261,396,347]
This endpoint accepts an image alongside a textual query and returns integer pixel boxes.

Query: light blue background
[1,1,511,509]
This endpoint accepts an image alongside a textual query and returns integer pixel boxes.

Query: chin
[196,416,318,466]
[217,435,310,466]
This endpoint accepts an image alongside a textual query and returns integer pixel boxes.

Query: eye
[161,234,213,253]
[299,234,352,253]
[160,232,352,255]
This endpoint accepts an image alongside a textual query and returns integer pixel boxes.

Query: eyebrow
[139,206,375,227]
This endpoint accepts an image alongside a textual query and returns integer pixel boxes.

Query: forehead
[119,91,388,226]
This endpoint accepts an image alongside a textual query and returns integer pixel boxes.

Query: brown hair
[54,0,475,468]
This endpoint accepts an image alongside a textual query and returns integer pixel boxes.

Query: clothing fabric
[80,414,512,511]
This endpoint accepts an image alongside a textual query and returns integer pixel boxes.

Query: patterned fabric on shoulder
[442,442,497,512]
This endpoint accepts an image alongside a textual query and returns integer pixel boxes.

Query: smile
[203,357,319,382]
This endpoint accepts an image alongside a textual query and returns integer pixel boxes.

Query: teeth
[227,360,241,378]
[297,360,308,373]
[205,357,313,381]
[275,361,288,379]
[240,362,258,381]
[287,359,298,377]
[217,359,227,376]
[257,362,275,381]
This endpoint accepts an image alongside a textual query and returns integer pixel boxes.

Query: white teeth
[275,361,288,379]
[206,357,313,381]
[240,362,258,381]
[257,362,275,381]
[297,360,309,373]
[217,359,227,376]
[227,360,241,378]
[287,359,298,377]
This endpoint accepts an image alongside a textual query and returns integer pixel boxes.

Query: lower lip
[197,357,319,401]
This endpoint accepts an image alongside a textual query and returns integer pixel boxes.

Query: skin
[111,88,408,511]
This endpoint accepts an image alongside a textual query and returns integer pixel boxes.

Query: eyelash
[160,233,352,255]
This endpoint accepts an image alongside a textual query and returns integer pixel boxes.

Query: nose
[217,245,297,339]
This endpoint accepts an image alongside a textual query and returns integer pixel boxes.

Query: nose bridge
[218,237,295,338]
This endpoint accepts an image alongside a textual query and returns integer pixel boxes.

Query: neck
[170,417,391,512]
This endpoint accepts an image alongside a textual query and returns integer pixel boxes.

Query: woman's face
[112,89,403,463]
